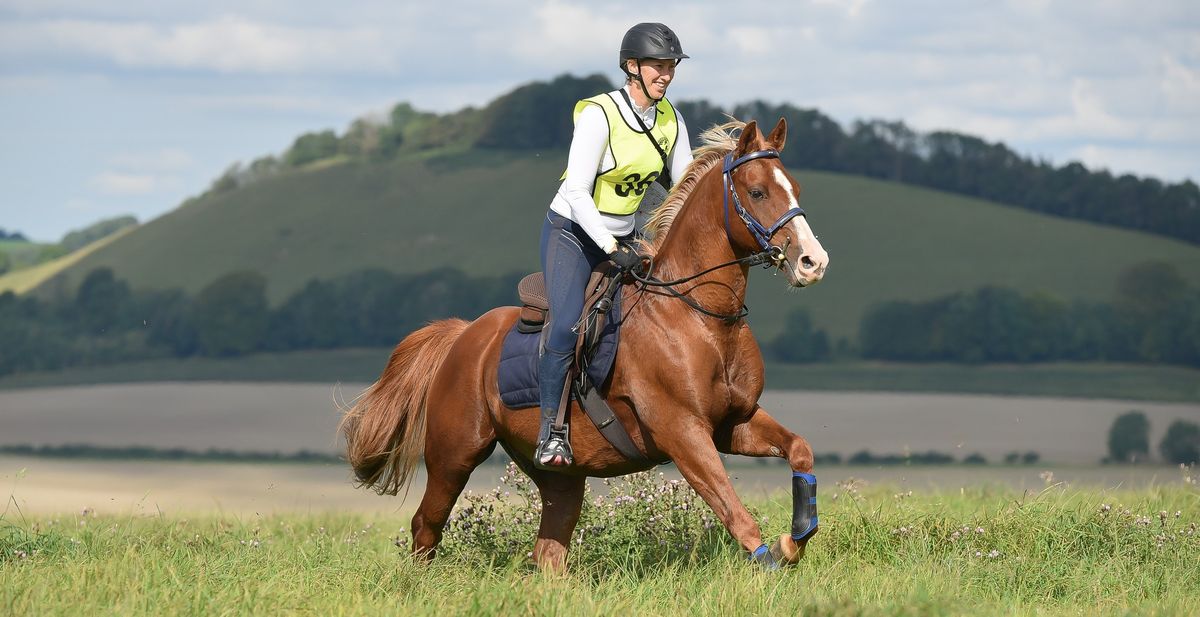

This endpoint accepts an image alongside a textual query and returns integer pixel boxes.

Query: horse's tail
[339,318,470,495]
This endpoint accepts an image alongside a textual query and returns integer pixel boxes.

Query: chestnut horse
[340,118,830,570]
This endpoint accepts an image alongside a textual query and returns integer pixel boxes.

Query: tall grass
[3,469,1197,616]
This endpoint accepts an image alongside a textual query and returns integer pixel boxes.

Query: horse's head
[725,119,829,287]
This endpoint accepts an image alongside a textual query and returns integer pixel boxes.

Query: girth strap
[573,375,652,465]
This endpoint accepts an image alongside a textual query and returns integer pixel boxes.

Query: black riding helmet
[619,23,688,103]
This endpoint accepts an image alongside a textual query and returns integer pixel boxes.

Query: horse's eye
[749,189,765,200]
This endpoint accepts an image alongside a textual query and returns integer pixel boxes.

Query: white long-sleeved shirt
[549,85,693,254]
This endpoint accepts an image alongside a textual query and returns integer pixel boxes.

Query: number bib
[562,92,678,216]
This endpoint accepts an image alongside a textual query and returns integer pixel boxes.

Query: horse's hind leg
[410,437,496,560]
[527,470,586,573]
[714,405,817,565]
[410,379,496,560]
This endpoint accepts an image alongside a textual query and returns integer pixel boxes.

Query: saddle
[515,263,617,354]
[504,264,650,465]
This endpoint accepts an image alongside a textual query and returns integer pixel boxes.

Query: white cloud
[1072,144,1198,182]
[64,198,96,212]
[811,0,869,18]
[108,148,194,173]
[90,172,157,195]
[0,15,399,74]
[180,93,372,115]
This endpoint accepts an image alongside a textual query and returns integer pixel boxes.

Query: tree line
[2,261,1197,380]
[763,261,1200,368]
[0,227,28,242]
[207,74,1199,245]
[0,267,518,377]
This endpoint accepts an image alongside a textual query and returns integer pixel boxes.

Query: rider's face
[628,58,677,100]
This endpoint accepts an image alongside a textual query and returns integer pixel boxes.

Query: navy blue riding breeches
[539,210,621,353]
[537,210,625,411]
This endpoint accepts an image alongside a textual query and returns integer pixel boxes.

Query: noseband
[722,149,806,256]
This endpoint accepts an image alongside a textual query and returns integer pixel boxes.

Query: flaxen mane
[642,120,745,254]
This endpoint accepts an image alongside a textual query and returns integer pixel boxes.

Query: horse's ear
[766,117,787,152]
[735,120,759,155]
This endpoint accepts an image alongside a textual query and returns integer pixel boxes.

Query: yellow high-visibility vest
[563,93,679,215]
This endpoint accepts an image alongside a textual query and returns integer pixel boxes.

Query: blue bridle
[722,148,806,255]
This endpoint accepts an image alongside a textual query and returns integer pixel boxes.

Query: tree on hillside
[266,279,347,350]
[192,271,269,356]
[1107,411,1150,463]
[285,130,339,167]
[767,308,830,363]
[60,215,138,252]
[1113,261,1190,362]
[139,288,198,356]
[74,267,134,335]
[475,73,615,149]
[0,227,29,241]
[1159,420,1200,465]
[340,118,384,158]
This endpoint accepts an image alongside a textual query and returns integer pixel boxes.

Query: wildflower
[1159,511,1169,522]
[975,527,985,535]
[1099,503,1112,514]
[987,550,1000,558]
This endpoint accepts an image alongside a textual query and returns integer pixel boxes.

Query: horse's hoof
[769,533,804,565]
[749,544,780,571]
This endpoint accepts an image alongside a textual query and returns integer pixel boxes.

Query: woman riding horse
[536,22,694,468]
[341,25,831,572]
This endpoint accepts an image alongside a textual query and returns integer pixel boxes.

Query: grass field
[2,347,1198,403]
[3,473,1197,616]
[33,150,1200,339]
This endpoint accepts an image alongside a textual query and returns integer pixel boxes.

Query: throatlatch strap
[791,472,818,541]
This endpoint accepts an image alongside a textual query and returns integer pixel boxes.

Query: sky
[1,0,1197,242]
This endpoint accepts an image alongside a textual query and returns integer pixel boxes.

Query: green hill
[0,215,138,294]
[33,149,1200,341]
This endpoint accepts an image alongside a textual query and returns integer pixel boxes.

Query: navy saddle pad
[497,293,622,409]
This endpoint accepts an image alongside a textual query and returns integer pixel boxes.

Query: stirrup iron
[535,423,573,468]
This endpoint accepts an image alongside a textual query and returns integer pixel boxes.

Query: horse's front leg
[662,422,775,566]
[527,469,586,573]
[714,405,818,566]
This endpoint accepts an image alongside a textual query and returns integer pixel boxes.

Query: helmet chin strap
[626,59,660,106]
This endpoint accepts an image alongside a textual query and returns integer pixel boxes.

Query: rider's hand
[610,244,643,271]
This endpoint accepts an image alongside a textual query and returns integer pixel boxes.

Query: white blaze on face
[772,168,828,281]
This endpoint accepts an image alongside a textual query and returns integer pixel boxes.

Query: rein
[629,248,780,323]
[626,146,800,324]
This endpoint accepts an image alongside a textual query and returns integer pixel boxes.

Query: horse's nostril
[801,256,815,270]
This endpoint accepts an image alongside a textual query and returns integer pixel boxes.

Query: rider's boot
[534,347,574,469]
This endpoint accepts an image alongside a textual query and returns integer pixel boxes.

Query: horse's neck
[653,172,750,319]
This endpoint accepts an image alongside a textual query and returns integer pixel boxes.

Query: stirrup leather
[535,424,573,467]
